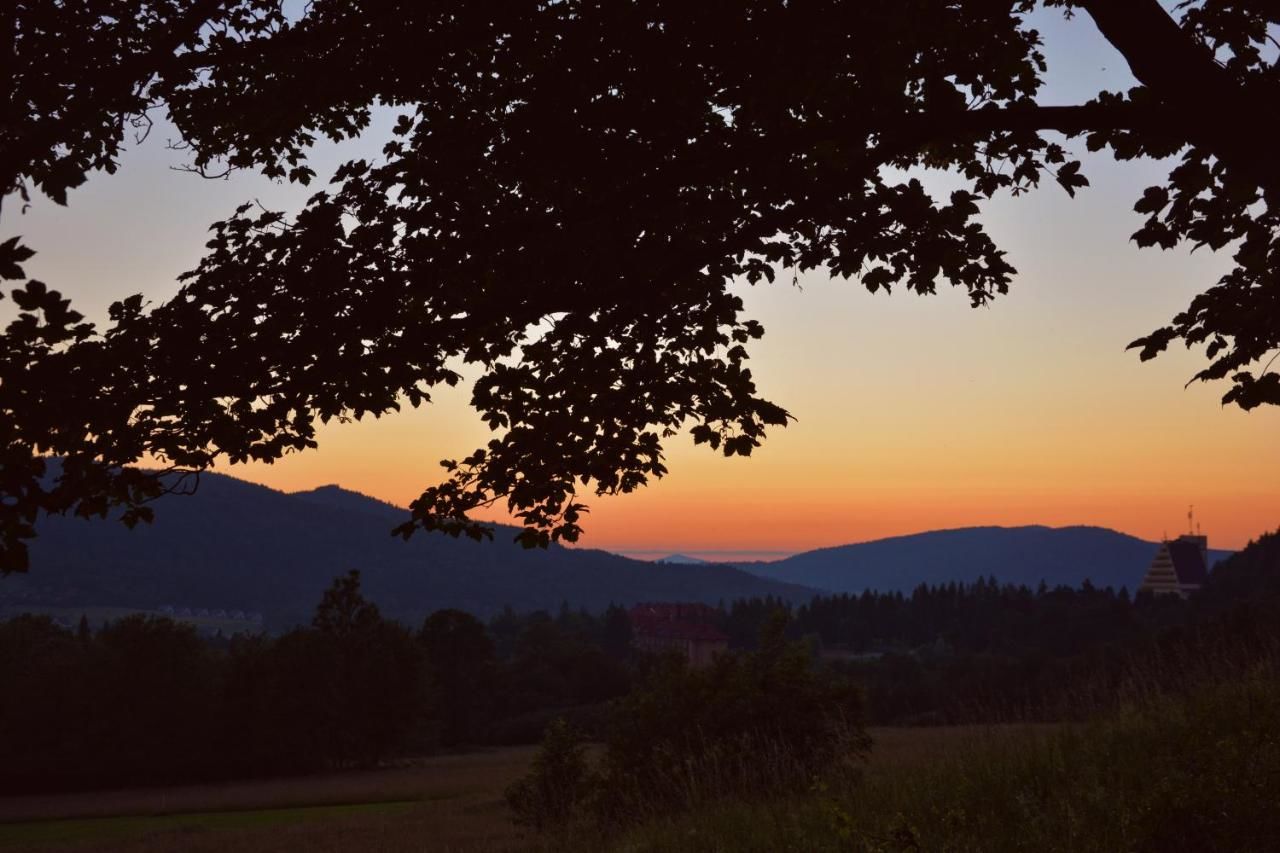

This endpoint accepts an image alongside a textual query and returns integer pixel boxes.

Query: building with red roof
[628,602,728,667]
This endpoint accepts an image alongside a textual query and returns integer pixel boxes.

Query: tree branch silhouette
[3,0,1278,570]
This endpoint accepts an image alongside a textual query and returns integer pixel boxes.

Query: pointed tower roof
[1139,534,1209,598]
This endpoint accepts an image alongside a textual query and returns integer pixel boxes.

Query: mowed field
[0,727,1028,853]
[0,747,541,853]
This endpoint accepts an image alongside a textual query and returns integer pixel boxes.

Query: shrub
[505,718,597,831]
[598,611,870,823]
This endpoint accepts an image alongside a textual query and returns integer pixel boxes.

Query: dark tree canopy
[3,0,1278,570]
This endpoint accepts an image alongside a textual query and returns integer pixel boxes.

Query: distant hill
[735,525,1234,594]
[654,554,710,565]
[0,472,812,629]
[291,483,409,519]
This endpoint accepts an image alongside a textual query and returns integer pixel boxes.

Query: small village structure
[1139,526,1210,599]
[628,602,729,667]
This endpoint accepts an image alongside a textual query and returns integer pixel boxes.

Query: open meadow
[0,746,540,853]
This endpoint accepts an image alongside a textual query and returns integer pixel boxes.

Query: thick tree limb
[1078,0,1280,196]
[1082,0,1234,98]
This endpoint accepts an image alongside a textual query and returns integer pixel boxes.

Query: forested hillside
[739,525,1233,593]
[1,472,811,628]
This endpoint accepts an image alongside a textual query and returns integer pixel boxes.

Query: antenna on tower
[1188,505,1194,536]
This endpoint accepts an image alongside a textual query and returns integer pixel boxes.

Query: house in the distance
[629,602,728,667]
[1139,533,1210,598]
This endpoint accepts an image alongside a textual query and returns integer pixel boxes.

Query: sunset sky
[7,6,1277,558]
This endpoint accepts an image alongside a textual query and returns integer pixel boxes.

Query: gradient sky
[5,6,1277,557]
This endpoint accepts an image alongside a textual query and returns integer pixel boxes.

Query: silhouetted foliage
[311,571,425,766]
[5,2,1280,569]
[0,613,219,791]
[616,672,1280,852]
[508,611,870,830]
[599,603,635,660]
[717,529,1280,723]
[418,609,497,746]
[3,529,1279,793]
[505,718,596,831]
[0,576,634,793]
[1197,527,1280,607]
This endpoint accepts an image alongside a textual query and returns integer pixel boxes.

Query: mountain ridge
[734,524,1233,593]
[4,470,1238,626]
[1,472,813,629]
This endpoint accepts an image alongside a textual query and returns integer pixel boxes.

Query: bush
[505,611,870,833]
[607,612,868,816]
[505,718,597,831]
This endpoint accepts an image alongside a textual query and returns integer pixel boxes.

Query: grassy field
[10,678,1272,853]
[0,727,1009,852]
[0,803,417,849]
[6,690,1275,852]
[0,747,542,852]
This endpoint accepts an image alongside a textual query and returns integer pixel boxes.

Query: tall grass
[594,716,869,828]
[516,601,1280,851]
[507,621,871,837]
[600,660,1280,852]
[1036,609,1280,723]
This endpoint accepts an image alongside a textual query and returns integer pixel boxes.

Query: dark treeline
[3,531,1278,793]
[723,532,1280,724]
[504,533,1280,836]
[719,578,1170,724]
[0,572,635,794]
[726,577,1157,656]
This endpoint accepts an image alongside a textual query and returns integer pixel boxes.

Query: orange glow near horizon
[223,166,1280,557]
[227,243,1280,556]
[227,418,1278,557]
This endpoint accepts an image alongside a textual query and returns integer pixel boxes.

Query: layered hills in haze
[3,469,1238,630]
[654,554,710,565]
[736,525,1234,594]
[1,472,812,629]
